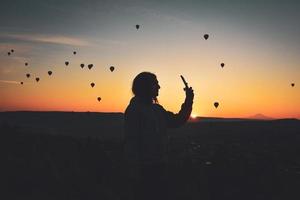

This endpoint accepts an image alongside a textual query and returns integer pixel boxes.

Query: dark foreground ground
[1,112,300,200]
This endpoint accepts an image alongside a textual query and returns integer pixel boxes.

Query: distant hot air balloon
[80,64,85,68]
[291,83,295,87]
[20,82,23,85]
[11,49,14,53]
[90,82,95,88]
[110,66,115,72]
[214,102,219,108]
[26,73,30,78]
[136,24,140,30]
[25,62,28,66]
[97,97,101,102]
[220,63,225,68]
[65,61,69,66]
[7,52,11,56]
[88,64,93,70]
[36,77,40,82]
[73,51,77,55]
[204,34,209,40]
[48,71,52,76]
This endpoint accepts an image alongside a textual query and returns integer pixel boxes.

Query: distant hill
[193,116,256,122]
[248,113,274,120]
[193,115,299,122]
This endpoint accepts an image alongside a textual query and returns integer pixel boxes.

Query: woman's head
[132,72,160,104]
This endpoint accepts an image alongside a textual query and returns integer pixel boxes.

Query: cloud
[124,5,193,25]
[0,42,32,53]
[0,33,126,50]
[0,80,23,84]
[0,68,14,75]
[93,38,127,46]
[0,58,27,75]
[1,34,90,47]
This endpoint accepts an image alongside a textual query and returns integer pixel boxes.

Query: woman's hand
[184,86,194,103]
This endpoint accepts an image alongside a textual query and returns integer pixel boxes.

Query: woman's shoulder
[153,103,167,112]
[125,97,142,116]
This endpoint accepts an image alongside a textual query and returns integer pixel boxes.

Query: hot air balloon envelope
[214,102,219,108]
[110,66,115,72]
[36,78,40,82]
[48,71,52,75]
[80,64,85,68]
[136,24,140,29]
[88,64,93,69]
[65,61,69,66]
[97,97,101,102]
[91,83,95,87]
[204,34,209,40]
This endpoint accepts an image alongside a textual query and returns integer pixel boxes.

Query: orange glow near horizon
[1,49,299,119]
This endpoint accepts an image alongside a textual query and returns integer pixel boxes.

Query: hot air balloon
[220,63,225,68]
[7,52,11,56]
[90,82,95,88]
[136,24,140,30]
[109,66,115,72]
[11,49,14,53]
[88,64,93,70]
[65,61,69,66]
[97,97,101,102]
[48,71,52,76]
[73,51,77,55]
[204,34,209,40]
[291,83,295,87]
[80,64,85,68]
[214,102,219,108]
[36,77,40,82]
[25,62,28,66]
[26,73,30,78]
[20,82,23,85]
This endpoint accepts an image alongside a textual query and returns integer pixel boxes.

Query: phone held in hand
[180,75,189,88]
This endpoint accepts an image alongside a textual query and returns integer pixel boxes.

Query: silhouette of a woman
[123,72,194,200]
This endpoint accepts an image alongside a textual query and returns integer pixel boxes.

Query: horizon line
[0,110,299,120]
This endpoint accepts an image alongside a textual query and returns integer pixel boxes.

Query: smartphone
[180,75,189,88]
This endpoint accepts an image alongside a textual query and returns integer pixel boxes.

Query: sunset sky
[0,0,299,119]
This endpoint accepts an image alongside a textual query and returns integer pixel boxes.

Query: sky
[0,0,299,119]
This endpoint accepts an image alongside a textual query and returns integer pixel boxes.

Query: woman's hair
[132,72,158,104]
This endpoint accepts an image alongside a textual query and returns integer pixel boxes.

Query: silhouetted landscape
[1,111,300,200]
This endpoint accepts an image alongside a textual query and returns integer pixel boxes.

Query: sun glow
[191,113,198,119]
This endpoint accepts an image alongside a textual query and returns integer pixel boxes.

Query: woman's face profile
[151,78,160,98]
